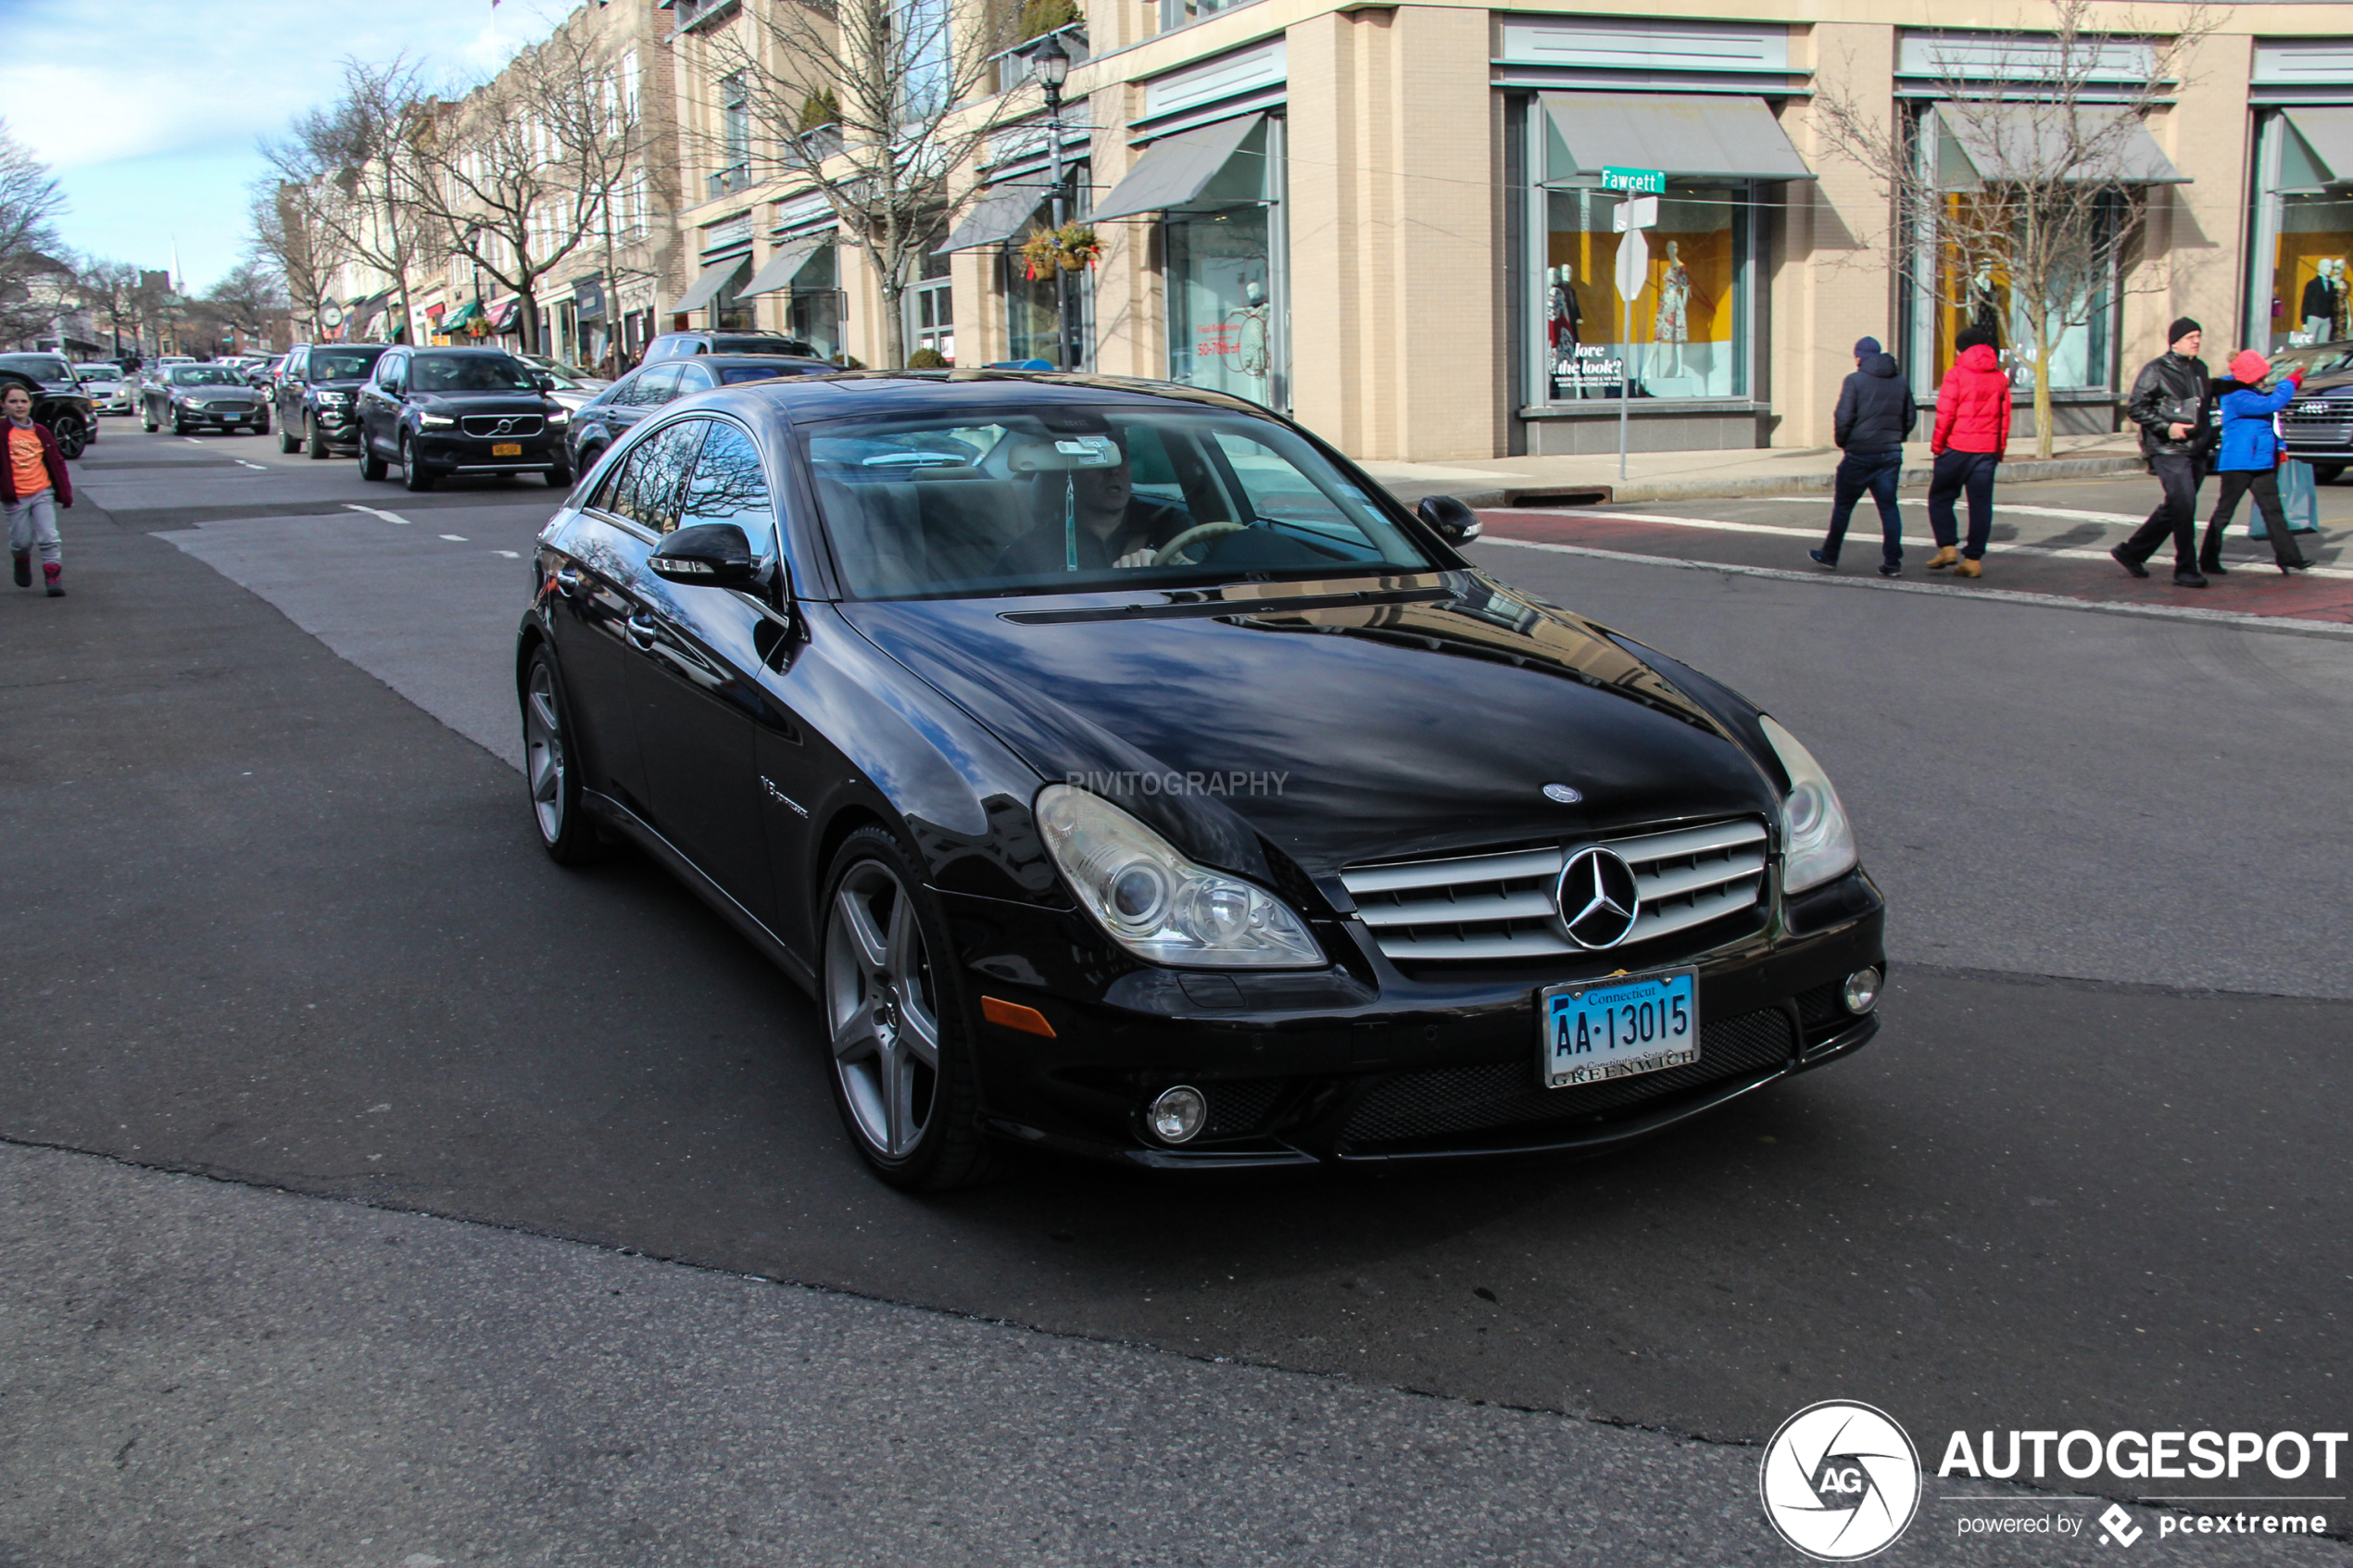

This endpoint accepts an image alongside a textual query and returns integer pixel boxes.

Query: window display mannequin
[1969,264,2005,352]
[1548,265,1584,396]
[2334,259,2349,341]
[2302,260,2343,345]
[1653,241,1690,376]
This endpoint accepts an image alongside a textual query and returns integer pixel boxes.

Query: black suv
[641,331,820,361]
[272,343,388,458]
[565,353,836,473]
[354,346,573,493]
[0,354,97,458]
[2278,344,2353,483]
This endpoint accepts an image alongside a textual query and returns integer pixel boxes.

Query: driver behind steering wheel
[993,439,1196,574]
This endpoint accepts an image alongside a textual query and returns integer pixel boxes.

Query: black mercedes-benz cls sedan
[517,372,1886,1188]
[356,346,572,492]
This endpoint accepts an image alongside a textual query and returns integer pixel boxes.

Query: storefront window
[711,257,756,330]
[1004,167,1088,369]
[2248,112,2353,353]
[1163,119,1285,406]
[907,249,953,361]
[1540,186,1744,401]
[788,244,842,360]
[1907,194,2111,393]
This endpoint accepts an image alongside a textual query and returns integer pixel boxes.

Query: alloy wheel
[824,861,941,1160]
[523,660,566,845]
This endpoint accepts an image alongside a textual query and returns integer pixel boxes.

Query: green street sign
[1601,166,1667,194]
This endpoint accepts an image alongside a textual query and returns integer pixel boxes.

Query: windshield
[411,355,536,393]
[309,348,384,382]
[526,357,598,380]
[77,366,120,382]
[808,406,1439,600]
[169,365,245,385]
[0,355,74,383]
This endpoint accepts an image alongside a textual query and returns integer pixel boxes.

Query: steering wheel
[1151,521,1248,567]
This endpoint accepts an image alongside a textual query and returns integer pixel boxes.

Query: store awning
[2282,106,2353,186]
[441,299,484,331]
[740,236,829,295]
[1090,114,1265,221]
[488,299,521,333]
[1931,104,2189,188]
[1540,93,1813,182]
[934,184,1049,254]
[672,257,748,315]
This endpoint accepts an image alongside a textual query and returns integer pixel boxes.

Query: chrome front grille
[1340,818,1770,963]
[461,413,544,438]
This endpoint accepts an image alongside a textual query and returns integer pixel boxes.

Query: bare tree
[405,29,648,355]
[710,0,1028,367]
[0,120,69,347]
[200,261,287,347]
[1812,0,2217,458]
[260,56,434,345]
[246,178,349,341]
[72,257,142,358]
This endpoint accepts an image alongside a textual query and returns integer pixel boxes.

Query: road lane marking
[1501,508,2353,579]
[1768,495,2152,525]
[1478,535,2353,638]
[439,533,469,542]
[183,437,204,445]
[234,460,266,470]
[343,504,412,525]
[492,549,520,558]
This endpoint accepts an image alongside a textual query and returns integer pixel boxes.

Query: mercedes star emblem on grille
[1555,847,1641,949]
[1541,783,1583,804]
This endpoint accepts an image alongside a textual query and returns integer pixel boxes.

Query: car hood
[839,572,1781,889]
[413,391,554,414]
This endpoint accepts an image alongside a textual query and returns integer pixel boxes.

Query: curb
[1403,452,2150,509]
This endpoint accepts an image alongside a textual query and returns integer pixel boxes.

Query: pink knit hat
[2229,350,2271,383]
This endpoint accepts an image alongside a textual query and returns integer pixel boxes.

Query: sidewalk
[1361,431,2145,507]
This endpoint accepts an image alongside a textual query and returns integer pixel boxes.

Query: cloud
[0,0,570,290]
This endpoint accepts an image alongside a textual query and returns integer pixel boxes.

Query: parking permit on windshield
[1540,970,1698,1087]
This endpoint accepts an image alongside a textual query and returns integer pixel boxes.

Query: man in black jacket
[1810,336,1918,577]
[2113,318,2217,588]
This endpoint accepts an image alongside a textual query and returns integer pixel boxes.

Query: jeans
[2120,453,2206,571]
[1926,450,1997,559]
[1821,450,1905,565]
[4,487,58,565]
[2205,469,2304,567]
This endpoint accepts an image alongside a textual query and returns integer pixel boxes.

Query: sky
[0,0,572,296]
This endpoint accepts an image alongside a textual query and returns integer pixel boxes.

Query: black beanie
[2168,317,2202,345]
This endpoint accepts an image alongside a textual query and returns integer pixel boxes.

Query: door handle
[623,612,660,648]
[554,567,585,598]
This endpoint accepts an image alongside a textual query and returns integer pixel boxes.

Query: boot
[2198,557,2230,576]
[1926,546,1958,571]
[1955,558,1982,579]
[42,561,62,597]
[10,551,26,588]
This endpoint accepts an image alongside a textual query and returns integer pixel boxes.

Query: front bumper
[412,430,566,472]
[943,869,1887,1169]
[175,403,264,426]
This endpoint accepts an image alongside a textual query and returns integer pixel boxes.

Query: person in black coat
[2112,318,2218,587]
[1810,336,1919,577]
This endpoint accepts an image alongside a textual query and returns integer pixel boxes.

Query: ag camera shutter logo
[1760,1400,1922,1560]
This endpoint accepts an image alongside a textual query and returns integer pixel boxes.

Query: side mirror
[534,372,556,393]
[648,523,759,588]
[1417,495,1483,546]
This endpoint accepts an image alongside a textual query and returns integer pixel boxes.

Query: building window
[1003,166,1088,369]
[713,72,751,198]
[1538,185,1745,402]
[907,249,953,361]
[789,244,842,359]
[1161,119,1285,407]
[2247,109,2353,353]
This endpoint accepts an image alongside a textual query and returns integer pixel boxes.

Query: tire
[357,436,387,482]
[521,646,601,867]
[820,826,998,1190]
[171,416,190,436]
[307,415,330,459]
[49,414,86,460]
[142,405,157,433]
[278,416,300,454]
[2315,464,2345,485]
[255,410,271,436]
[400,433,435,492]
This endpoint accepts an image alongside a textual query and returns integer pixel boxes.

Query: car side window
[376,354,404,395]
[677,421,775,552]
[674,362,716,394]
[606,420,709,535]
[622,365,680,408]
[285,348,308,382]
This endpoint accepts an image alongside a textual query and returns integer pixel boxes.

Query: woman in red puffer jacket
[1926,335,2013,579]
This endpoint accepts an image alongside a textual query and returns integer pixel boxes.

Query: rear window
[807,405,1435,600]
[719,364,807,384]
[709,335,811,356]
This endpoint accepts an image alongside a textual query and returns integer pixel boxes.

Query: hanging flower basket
[1021,224,1102,282]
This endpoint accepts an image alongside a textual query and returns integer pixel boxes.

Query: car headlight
[1035,784,1322,968]
[1760,716,1857,896]
[546,407,569,425]
[317,391,348,406]
[420,412,457,429]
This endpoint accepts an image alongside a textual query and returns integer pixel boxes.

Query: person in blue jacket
[2200,349,2316,575]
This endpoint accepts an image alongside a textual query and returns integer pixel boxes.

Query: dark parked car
[0,354,98,457]
[2277,345,2353,482]
[355,346,572,493]
[641,331,820,362]
[566,353,836,474]
[140,362,268,436]
[515,373,1887,1189]
[273,342,388,458]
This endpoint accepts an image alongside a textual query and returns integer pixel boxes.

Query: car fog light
[1149,1085,1207,1144]
[1842,966,1882,1015]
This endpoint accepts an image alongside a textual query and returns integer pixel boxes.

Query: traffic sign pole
[1612,224,1650,483]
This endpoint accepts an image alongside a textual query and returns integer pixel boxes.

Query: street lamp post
[1032,32,1072,372]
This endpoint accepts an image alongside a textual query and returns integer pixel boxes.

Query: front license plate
[491,442,523,457]
[1539,969,1698,1087]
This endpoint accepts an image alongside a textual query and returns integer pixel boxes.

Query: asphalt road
[2,422,2347,1565]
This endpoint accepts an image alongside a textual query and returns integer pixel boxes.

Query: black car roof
[404,346,519,358]
[686,355,838,370]
[700,370,1271,425]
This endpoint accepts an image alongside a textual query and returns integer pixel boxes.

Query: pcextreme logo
[1760,1400,1923,1561]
